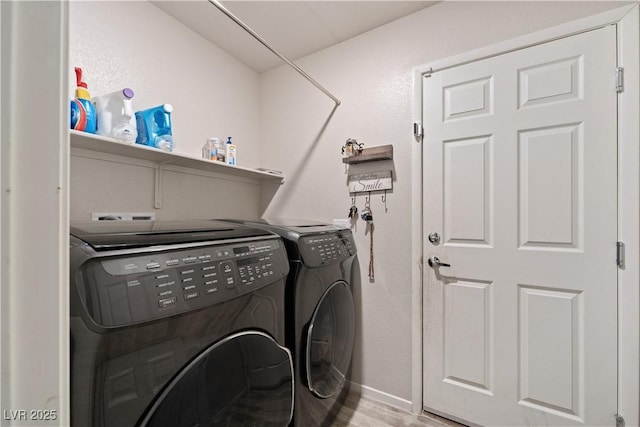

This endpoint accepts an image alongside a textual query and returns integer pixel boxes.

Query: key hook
[382,189,388,213]
[351,193,356,205]
[365,192,371,208]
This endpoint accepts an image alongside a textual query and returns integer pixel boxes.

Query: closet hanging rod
[208,0,341,106]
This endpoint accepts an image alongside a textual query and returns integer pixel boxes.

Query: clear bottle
[217,139,226,163]
[202,137,221,160]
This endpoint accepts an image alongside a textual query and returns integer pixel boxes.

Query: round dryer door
[139,331,294,427]
[306,280,356,398]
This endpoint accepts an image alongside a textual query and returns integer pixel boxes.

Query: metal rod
[208,0,341,106]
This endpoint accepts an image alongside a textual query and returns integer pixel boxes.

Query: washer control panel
[299,230,356,267]
[76,238,288,327]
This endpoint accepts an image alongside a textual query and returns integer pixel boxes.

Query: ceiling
[152,1,438,73]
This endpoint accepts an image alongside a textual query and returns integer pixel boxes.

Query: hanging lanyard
[368,223,374,280]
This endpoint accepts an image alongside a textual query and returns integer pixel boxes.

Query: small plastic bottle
[202,137,221,160]
[226,137,237,166]
[217,139,226,163]
[212,138,222,160]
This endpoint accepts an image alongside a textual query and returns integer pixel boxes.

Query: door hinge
[616,67,624,93]
[616,414,625,427]
[423,67,433,78]
[413,122,423,141]
[617,241,625,269]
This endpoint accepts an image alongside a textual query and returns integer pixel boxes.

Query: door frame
[410,4,639,425]
[1,1,70,423]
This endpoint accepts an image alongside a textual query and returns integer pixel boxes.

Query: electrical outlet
[91,212,156,221]
[333,219,349,229]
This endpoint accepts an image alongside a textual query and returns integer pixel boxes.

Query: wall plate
[91,212,156,221]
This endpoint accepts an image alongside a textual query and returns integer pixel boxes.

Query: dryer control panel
[298,230,356,268]
[74,238,289,327]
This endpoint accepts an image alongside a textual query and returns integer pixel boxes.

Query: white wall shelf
[69,130,284,182]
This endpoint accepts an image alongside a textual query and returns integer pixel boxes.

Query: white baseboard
[348,381,414,413]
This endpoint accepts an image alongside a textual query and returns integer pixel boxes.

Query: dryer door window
[306,280,356,398]
[139,331,294,427]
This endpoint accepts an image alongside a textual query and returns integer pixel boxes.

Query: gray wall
[258,1,627,405]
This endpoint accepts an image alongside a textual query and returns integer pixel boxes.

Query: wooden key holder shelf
[342,145,393,164]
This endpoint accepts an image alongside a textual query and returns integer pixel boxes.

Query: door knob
[428,256,450,268]
[428,232,440,244]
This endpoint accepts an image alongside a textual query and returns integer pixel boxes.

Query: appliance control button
[166,259,179,266]
[183,285,196,291]
[158,297,177,308]
[183,292,198,300]
[156,281,175,288]
[181,269,195,275]
[147,262,161,270]
[205,287,218,294]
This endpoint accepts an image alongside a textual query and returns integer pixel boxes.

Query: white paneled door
[422,26,618,426]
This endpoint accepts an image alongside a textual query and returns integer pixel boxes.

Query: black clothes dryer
[226,219,357,427]
[70,220,294,427]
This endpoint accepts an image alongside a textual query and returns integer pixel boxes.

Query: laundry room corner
[258,0,630,412]
[69,0,266,222]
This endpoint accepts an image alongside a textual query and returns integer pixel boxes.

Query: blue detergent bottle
[135,104,174,152]
[70,67,97,134]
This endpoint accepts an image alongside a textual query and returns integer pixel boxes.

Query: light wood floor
[331,393,465,427]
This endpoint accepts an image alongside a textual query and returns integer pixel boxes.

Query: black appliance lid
[232,218,342,236]
[70,220,273,251]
